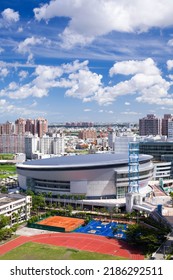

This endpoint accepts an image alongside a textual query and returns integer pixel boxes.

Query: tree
[0,215,10,229]
[11,212,20,225]
[66,204,73,216]
[169,192,173,207]
[32,193,45,214]
[1,186,8,193]
[126,223,167,254]
[56,194,61,207]
[26,189,34,196]
[47,192,53,207]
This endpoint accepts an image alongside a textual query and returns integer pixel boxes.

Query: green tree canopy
[0,214,10,229]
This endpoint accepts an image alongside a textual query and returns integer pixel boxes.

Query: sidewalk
[152,232,173,260]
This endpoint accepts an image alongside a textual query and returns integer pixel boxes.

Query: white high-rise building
[40,135,52,154]
[108,131,116,149]
[53,136,65,155]
[25,134,64,159]
[25,134,40,159]
[114,135,136,153]
[168,119,173,139]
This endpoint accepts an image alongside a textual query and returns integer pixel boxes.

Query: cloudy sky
[1,0,173,123]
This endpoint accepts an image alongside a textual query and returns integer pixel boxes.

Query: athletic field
[0,232,144,260]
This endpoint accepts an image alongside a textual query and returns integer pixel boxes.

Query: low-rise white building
[0,194,32,225]
[153,161,172,180]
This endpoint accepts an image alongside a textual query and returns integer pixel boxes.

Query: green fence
[27,222,65,232]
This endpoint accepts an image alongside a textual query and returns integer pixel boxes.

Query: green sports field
[0,164,16,178]
[0,242,126,260]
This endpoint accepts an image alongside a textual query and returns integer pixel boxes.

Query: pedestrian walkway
[151,231,173,260]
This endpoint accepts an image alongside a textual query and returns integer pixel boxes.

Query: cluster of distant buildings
[0,117,48,155]
[139,114,173,137]
[0,117,48,137]
[65,122,94,127]
[2,114,173,161]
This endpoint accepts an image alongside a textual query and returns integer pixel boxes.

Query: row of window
[35,183,70,189]
[35,185,70,192]
[35,179,70,184]
[117,169,153,179]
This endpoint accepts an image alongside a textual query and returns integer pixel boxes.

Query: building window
[116,186,126,198]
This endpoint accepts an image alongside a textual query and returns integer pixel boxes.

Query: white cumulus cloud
[17,37,44,54]
[0,63,9,78]
[95,58,172,106]
[109,58,160,76]
[34,0,173,48]
[167,60,173,71]
[17,36,51,63]
[1,58,173,108]
[65,69,103,100]
[19,70,28,80]
[1,8,19,23]
[167,39,173,46]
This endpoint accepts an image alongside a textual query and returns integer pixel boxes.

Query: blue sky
[1,0,173,124]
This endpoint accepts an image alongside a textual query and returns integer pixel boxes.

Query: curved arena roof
[17,153,152,170]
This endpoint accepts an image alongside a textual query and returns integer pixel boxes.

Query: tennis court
[74,220,127,239]
[37,216,85,232]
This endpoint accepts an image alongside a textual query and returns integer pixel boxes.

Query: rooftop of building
[17,152,152,169]
[0,194,26,207]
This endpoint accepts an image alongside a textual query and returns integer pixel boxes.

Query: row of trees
[25,189,147,223]
[25,190,87,214]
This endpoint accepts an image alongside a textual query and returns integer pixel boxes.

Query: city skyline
[1,1,173,123]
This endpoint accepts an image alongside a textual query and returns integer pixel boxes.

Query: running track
[0,233,144,260]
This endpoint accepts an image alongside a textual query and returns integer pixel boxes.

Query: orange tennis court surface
[0,233,144,260]
[37,216,85,232]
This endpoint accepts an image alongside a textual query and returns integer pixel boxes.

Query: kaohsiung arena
[17,153,153,199]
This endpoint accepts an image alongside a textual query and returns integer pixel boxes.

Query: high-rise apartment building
[0,135,25,153]
[108,130,116,149]
[40,135,52,154]
[15,118,26,135]
[0,121,13,135]
[139,114,161,136]
[53,135,65,155]
[25,134,40,159]
[114,135,136,153]
[168,119,173,138]
[0,118,48,137]
[34,117,48,137]
[162,114,173,137]
[25,134,64,159]
[25,119,34,135]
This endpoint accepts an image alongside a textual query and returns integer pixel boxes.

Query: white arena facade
[17,153,154,200]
